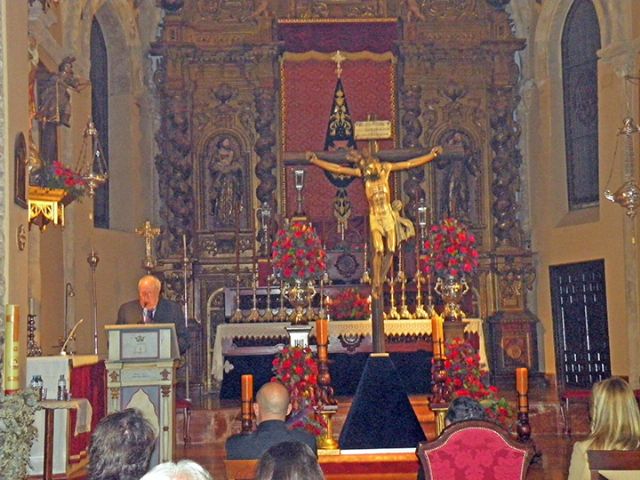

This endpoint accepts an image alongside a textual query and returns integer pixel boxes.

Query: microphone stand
[182,234,192,402]
[60,318,84,356]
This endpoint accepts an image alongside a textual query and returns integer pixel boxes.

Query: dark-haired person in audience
[225,381,317,460]
[445,396,487,425]
[88,408,156,480]
[255,441,324,480]
[568,376,640,480]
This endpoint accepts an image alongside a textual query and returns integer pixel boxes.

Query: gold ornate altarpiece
[150,0,539,391]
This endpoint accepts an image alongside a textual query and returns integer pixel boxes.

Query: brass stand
[317,337,339,450]
[430,356,451,437]
[241,397,253,433]
[318,406,340,450]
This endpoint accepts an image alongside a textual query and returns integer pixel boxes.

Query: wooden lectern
[105,323,180,466]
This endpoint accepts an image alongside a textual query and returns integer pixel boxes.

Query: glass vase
[434,275,469,322]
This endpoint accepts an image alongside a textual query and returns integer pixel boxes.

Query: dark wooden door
[550,259,611,389]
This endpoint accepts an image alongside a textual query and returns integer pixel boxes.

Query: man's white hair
[139,460,212,480]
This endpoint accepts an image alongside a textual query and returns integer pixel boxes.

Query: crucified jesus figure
[307,145,443,299]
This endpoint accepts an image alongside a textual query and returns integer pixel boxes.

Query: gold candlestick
[387,258,400,320]
[263,274,274,321]
[277,280,288,321]
[247,271,260,321]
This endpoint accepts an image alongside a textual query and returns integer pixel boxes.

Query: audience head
[445,396,486,425]
[589,376,640,450]
[139,460,212,480]
[255,441,324,480]
[138,275,162,309]
[254,381,292,424]
[88,408,156,480]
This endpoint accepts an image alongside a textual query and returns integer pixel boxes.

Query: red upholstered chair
[175,398,192,444]
[417,420,534,480]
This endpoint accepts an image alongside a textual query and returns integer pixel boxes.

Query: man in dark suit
[117,275,190,355]
[225,382,317,460]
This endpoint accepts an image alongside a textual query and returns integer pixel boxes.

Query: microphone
[60,318,84,355]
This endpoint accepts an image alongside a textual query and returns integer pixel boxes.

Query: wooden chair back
[587,450,640,480]
[417,420,533,480]
[224,459,258,480]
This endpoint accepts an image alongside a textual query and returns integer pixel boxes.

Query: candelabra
[247,272,260,321]
[396,248,413,319]
[231,272,243,322]
[277,280,288,321]
[360,241,371,284]
[386,259,400,320]
[27,313,42,357]
[263,275,274,321]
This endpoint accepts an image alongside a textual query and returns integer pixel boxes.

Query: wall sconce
[604,117,640,217]
[604,75,640,218]
[75,118,108,197]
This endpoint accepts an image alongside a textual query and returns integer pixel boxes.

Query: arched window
[562,0,600,210]
[90,17,109,228]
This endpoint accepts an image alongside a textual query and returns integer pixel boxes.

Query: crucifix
[306,120,443,352]
[136,220,161,272]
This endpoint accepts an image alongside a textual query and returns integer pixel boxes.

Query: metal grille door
[550,260,610,389]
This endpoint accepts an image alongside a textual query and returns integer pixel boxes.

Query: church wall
[526,0,638,384]
[12,0,161,361]
[3,1,31,382]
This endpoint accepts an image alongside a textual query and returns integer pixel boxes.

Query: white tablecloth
[212,318,487,381]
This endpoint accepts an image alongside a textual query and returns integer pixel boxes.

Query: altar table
[212,318,487,382]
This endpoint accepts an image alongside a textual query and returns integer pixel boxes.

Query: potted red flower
[441,338,514,428]
[421,217,479,280]
[271,221,326,284]
[421,218,479,321]
[272,346,327,436]
[271,221,327,324]
[327,288,371,320]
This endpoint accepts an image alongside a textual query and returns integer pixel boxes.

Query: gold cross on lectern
[136,220,161,272]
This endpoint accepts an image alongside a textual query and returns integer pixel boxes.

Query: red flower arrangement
[327,288,371,320]
[272,346,327,436]
[40,161,87,198]
[441,338,514,428]
[271,221,327,284]
[421,217,479,279]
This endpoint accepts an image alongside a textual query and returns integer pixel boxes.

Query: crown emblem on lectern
[135,335,145,342]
